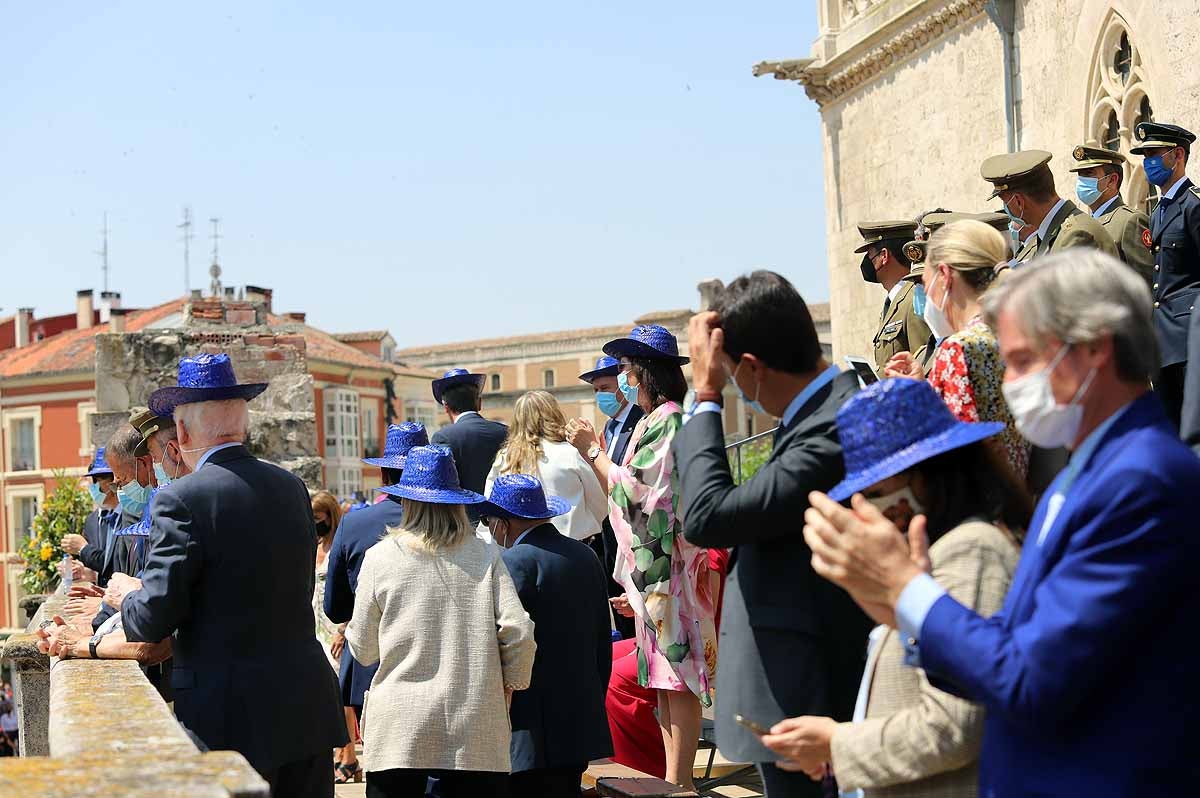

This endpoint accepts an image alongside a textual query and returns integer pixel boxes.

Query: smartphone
[734,713,770,736]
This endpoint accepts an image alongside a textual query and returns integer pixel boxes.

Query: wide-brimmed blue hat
[579,355,620,384]
[85,447,113,477]
[431,368,486,403]
[377,445,486,505]
[828,379,1004,501]
[602,325,689,364]
[364,422,429,469]
[148,353,268,418]
[478,474,572,520]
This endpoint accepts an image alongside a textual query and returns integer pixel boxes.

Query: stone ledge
[0,751,268,797]
[1,632,50,672]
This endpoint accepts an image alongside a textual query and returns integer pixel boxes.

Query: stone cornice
[755,0,988,108]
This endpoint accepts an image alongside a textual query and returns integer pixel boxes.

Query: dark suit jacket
[324,496,404,706]
[673,371,871,763]
[600,404,645,638]
[79,508,119,575]
[607,404,644,467]
[920,394,1200,795]
[431,412,508,520]
[502,523,613,771]
[1151,178,1200,366]
[122,444,347,774]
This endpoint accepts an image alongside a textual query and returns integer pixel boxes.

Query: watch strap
[695,390,724,405]
[89,633,102,659]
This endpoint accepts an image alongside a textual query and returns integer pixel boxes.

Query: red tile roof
[332,330,391,343]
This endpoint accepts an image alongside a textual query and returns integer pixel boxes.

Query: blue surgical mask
[616,371,639,405]
[595,391,622,418]
[911,283,927,318]
[731,359,765,415]
[88,482,106,507]
[1144,154,1174,187]
[117,463,152,516]
[1002,198,1026,229]
[153,461,172,488]
[1075,176,1103,206]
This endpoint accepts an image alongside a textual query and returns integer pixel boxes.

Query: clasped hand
[103,572,143,611]
[565,418,598,456]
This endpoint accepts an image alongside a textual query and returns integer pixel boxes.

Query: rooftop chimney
[224,287,236,299]
[76,290,95,330]
[15,308,34,348]
[109,307,129,334]
[190,289,203,301]
[244,285,273,312]
[98,290,121,323]
[284,312,307,323]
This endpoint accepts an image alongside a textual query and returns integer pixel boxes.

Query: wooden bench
[583,759,699,797]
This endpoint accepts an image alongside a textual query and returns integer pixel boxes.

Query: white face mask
[1001,345,1096,449]
[922,271,956,341]
[865,484,923,533]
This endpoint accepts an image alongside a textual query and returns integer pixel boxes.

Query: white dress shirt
[485,439,609,541]
[605,401,635,456]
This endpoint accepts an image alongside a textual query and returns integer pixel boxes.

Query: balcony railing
[725,426,778,484]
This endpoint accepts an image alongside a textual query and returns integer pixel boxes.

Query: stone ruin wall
[89,298,322,487]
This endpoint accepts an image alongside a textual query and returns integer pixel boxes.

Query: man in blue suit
[480,474,613,797]
[429,368,507,523]
[323,421,427,782]
[801,251,1200,796]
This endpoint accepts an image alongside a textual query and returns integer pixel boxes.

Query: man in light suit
[673,270,870,798]
[120,353,346,797]
[579,355,643,638]
[481,474,613,797]
[804,251,1200,796]
[429,368,507,523]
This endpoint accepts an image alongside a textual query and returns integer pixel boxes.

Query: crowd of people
[25,117,1200,798]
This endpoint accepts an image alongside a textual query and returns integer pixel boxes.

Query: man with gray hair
[119,353,346,797]
[800,250,1200,795]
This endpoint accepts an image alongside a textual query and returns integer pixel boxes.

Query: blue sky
[2,2,823,345]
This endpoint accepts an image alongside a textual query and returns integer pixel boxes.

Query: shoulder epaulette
[1190,185,1200,200]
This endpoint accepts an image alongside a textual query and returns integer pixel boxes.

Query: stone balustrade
[0,593,268,797]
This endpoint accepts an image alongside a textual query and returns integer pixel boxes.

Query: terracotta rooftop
[809,302,831,323]
[0,298,435,381]
[332,330,392,343]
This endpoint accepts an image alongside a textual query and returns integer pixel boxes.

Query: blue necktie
[604,417,619,449]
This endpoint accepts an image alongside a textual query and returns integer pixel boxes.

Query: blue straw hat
[85,447,113,477]
[579,355,620,384]
[148,353,268,418]
[827,379,1005,501]
[478,474,572,520]
[602,325,689,364]
[363,422,429,469]
[431,368,486,403]
[377,445,486,505]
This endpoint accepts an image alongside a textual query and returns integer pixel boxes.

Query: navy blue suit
[1150,178,1200,425]
[431,412,507,521]
[502,523,613,784]
[323,495,405,706]
[916,394,1200,796]
[78,507,120,576]
[599,404,644,639]
[122,445,347,791]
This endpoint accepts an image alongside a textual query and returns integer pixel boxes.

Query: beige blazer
[830,520,1019,798]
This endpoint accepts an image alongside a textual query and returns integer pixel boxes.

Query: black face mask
[860,254,881,284]
[315,520,331,537]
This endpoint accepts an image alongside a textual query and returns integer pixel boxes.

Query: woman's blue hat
[828,379,1005,501]
[85,447,113,477]
[431,368,486,403]
[148,353,268,418]
[364,422,429,469]
[478,474,572,520]
[602,325,689,364]
[579,355,620,384]
[377,445,486,505]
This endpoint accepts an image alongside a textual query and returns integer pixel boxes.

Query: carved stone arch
[1083,7,1157,214]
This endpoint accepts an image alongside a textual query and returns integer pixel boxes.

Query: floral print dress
[928,316,1031,479]
[608,401,718,705]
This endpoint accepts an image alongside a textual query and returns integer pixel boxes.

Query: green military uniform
[902,210,1010,375]
[980,150,1117,267]
[1068,145,1154,285]
[855,220,931,373]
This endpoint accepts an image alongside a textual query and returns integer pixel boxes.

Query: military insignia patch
[903,242,924,263]
[1073,146,1085,160]
[1142,228,1153,249]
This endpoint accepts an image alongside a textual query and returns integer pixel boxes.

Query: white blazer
[486,439,609,540]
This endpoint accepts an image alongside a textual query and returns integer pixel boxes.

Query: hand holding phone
[735,713,770,736]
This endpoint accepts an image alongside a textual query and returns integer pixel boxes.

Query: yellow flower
[39,544,53,561]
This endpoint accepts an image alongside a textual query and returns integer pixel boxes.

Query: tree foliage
[20,471,91,594]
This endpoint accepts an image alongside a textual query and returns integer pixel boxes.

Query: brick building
[0,289,436,629]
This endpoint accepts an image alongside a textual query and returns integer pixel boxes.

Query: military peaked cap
[980,149,1053,199]
[1130,122,1196,155]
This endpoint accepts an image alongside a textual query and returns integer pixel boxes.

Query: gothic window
[1086,13,1156,214]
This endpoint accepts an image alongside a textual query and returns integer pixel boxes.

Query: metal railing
[725,426,779,484]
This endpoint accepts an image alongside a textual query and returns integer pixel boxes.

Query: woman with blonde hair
[887,219,1030,479]
[486,390,608,543]
[345,445,535,798]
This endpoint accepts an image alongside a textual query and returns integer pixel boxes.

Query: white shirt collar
[1164,176,1189,200]
[453,410,481,424]
[1037,198,1069,242]
[1092,196,1119,218]
[195,441,242,471]
[886,281,906,303]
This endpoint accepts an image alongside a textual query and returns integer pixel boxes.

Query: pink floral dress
[608,401,718,706]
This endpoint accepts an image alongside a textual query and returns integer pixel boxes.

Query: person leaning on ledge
[802,251,1200,796]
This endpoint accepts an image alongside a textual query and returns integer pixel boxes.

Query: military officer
[1130,121,1200,429]
[981,149,1117,269]
[854,219,932,375]
[1068,144,1154,285]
